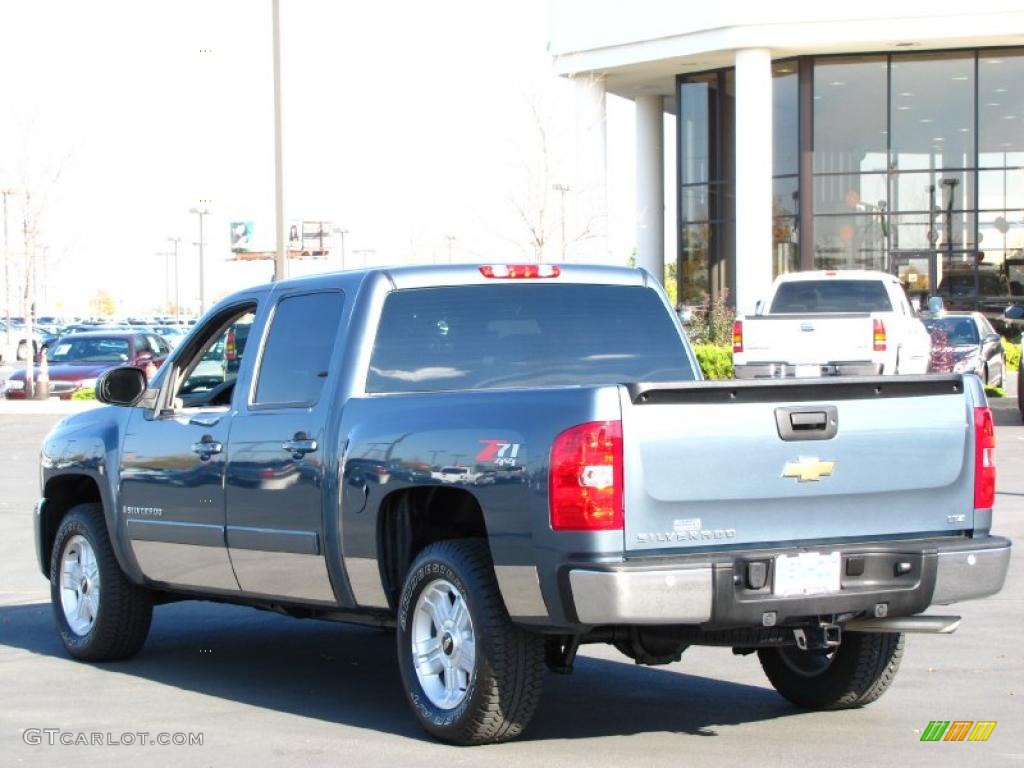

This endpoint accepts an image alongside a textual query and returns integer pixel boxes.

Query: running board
[845,615,961,634]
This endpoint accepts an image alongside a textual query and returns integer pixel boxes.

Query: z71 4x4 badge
[476,440,521,467]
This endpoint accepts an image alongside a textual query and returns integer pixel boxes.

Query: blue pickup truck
[34,264,1010,744]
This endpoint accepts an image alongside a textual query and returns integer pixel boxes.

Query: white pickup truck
[733,271,932,379]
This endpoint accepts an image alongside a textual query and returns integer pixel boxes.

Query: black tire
[758,632,904,710]
[50,503,153,661]
[396,539,545,745]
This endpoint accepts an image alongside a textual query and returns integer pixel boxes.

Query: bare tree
[503,79,604,264]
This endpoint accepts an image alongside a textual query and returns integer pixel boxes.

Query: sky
[0,0,669,316]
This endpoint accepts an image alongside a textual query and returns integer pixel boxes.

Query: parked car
[4,331,166,399]
[150,325,189,349]
[0,320,53,363]
[923,312,1005,386]
[733,270,932,378]
[1005,305,1024,421]
[33,264,1009,745]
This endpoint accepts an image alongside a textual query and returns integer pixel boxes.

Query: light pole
[333,228,349,270]
[1,188,15,346]
[272,0,287,283]
[444,234,456,264]
[552,183,570,263]
[352,249,375,268]
[167,237,181,322]
[189,208,209,315]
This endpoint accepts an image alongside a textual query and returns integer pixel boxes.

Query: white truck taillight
[732,320,743,354]
[549,420,623,531]
[873,318,887,352]
[974,406,996,509]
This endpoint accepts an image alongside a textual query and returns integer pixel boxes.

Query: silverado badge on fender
[782,457,835,483]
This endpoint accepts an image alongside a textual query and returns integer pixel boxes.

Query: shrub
[1002,338,1021,372]
[72,388,96,401]
[692,344,734,380]
[686,292,735,346]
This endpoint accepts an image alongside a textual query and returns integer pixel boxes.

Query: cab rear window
[770,280,893,313]
[366,284,694,393]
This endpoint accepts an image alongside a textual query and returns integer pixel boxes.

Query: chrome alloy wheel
[411,578,476,709]
[60,534,100,636]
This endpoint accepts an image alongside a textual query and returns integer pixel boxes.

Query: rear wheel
[396,539,545,745]
[758,632,904,710]
[50,503,153,661]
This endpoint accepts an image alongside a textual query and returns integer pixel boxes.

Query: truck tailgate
[620,377,973,553]
[743,314,874,364]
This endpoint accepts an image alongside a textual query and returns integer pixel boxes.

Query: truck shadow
[0,600,797,743]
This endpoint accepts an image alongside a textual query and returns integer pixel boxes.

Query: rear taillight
[873,318,887,352]
[480,264,560,279]
[549,420,623,531]
[732,320,743,354]
[974,406,996,509]
[226,328,237,361]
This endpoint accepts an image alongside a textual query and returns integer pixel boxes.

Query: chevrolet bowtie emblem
[782,457,835,482]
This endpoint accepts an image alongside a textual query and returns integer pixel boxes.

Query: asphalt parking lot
[0,399,1021,767]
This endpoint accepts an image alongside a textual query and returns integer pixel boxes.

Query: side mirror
[1004,304,1024,321]
[754,300,764,316]
[96,366,147,406]
[927,296,945,315]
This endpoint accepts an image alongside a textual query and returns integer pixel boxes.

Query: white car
[733,270,932,378]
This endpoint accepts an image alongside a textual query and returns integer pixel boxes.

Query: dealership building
[548,1,1024,313]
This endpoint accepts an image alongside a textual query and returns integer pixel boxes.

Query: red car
[3,331,168,400]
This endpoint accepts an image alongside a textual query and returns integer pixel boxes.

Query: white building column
[573,74,608,263]
[734,48,774,314]
[635,95,665,283]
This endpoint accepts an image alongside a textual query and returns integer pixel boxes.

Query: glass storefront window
[891,53,974,171]
[813,214,888,271]
[892,170,973,214]
[979,168,1024,211]
[680,223,712,305]
[773,61,798,176]
[679,76,714,186]
[979,51,1024,168]
[812,173,887,216]
[813,56,888,174]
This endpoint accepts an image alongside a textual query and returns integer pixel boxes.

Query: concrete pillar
[734,48,774,314]
[635,95,665,283]
[573,74,608,263]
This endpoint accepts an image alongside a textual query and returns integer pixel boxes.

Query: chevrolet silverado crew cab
[732,270,932,378]
[35,264,1010,745]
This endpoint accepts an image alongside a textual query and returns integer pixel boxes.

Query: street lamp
[1,188,15,346]
[352,249,375,268]
[166,237,181,322]
[444,234,456,264]
[332,228,349,270]
[552,183,570,262]
[189,208,209,315]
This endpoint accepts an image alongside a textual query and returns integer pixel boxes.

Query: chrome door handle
[282,438,318,456]
[191,437,223,457]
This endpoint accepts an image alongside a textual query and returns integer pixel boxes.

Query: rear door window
[253,292,345,407]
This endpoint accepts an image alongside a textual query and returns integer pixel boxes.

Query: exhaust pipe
[845,615,961,634]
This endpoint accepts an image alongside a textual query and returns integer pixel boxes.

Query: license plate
[795,364,820,378]
[773,552,841,597]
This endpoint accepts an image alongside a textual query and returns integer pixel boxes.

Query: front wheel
[758,631,904,710]
[50,503,153,661]
[396,539,545,745]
